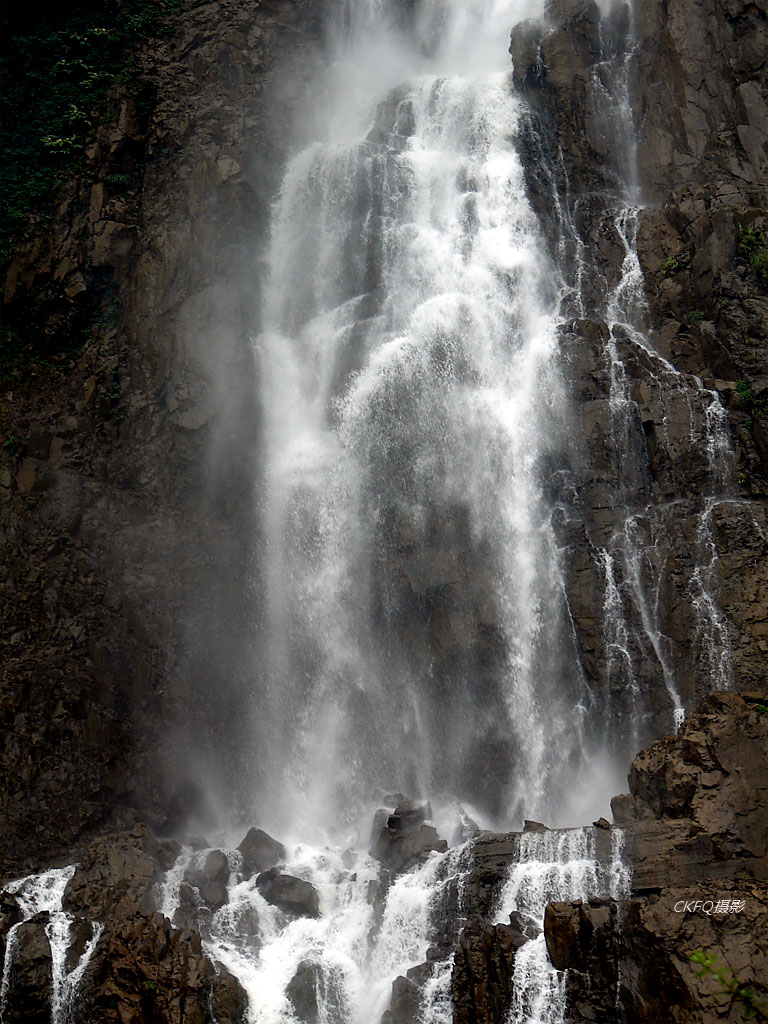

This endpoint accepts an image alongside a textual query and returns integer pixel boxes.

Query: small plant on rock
[661,254,681,276]
[738,223,768,289]
[690,951,768,1020]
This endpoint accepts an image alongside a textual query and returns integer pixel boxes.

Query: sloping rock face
[0,0,324,877]
[546,691,768,1023]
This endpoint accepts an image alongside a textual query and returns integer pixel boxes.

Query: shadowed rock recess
[1,0,766,1022]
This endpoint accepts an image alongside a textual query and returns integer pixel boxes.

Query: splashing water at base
[161,840,471,1024]
[496,828,630,1024]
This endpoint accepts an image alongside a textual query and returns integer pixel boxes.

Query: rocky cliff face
[1,0,324,878]
[510,0,767,746]
[545,691,768,1024]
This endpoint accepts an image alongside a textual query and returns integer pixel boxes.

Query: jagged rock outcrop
[546,882,768,1024]
[619,692,768,883]
[450,921,523,1024]
[1,916,54,1024]
[545,690,768,1023]
[0,825,247,1024]
[237,826,286,879]
[64,824,179,920]
[72,912,247,1024]
[505,0,768,768]
[0,823,246,1024]
[371,800,449,874]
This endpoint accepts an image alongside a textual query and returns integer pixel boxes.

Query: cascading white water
[495,828,630,1024]
[254,0,598,842]
[0,866,101,1024]
[160,839,470,1024]
[584,6,735,736]
[222,1,735,1016]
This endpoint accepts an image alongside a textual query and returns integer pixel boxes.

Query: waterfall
[0,867,101,1024]
[0,3,740,1024]
[217,0,734,1015]
[495,828,630,1024]
[160,840,470,1024]
[254,0,596,842]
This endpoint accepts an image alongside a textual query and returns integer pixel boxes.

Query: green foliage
[142,978,158,992]
[104,171,131,187]
[690,951,768,1020]
[661,254,681,277]
[686,309,706,325]
[2,434,20,455]
[756,704,767,715]
[0,1,179,266]
[738,223,768,289]
[736,379,767,428]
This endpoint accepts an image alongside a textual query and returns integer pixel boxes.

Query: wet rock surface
[64,824,179,920]
[286,960,322,1024]
[450,921,522,1024]
[255,868,320,919]
[1,915,53,1024]
[381,692,768,1023]
[371,800,449,874]
[183,848,231,912]
[546,882,768,1024]
[0,0,325,879]
[622,692,768,883]
[237,826,286,879]
[1,826,246,1024]
[71,911,247,1024]
[507,0,768,769]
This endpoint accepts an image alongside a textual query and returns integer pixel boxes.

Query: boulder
[71,911,247,1024]
[255,870,320,918]
[523,819,548,832]
[237,827,286,879]
[184,849,231,911]
[388,973,422,1024]
[371,800,448,874]
[172,880,201,932]
[451,921,520,1024]
[64,825,179,920]
[286,960,321,1023]
[508,910,540,942]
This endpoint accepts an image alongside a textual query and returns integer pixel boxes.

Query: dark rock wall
[1,0,324,878]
